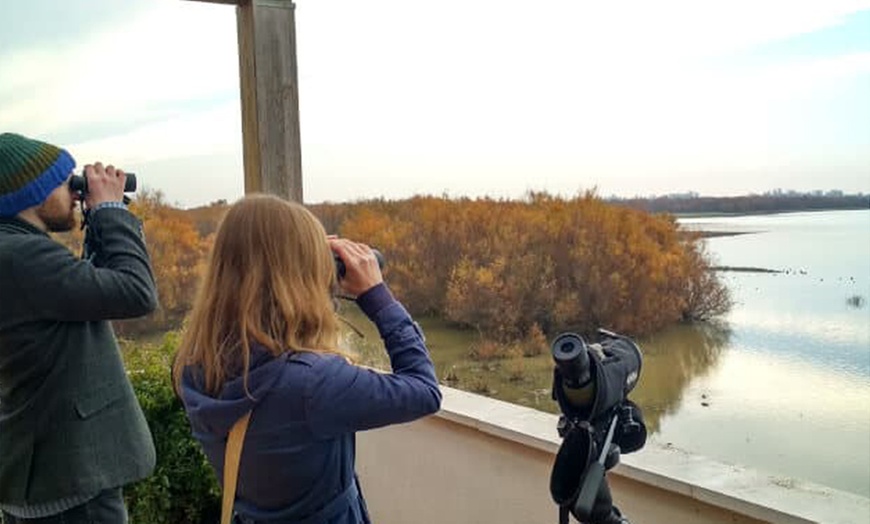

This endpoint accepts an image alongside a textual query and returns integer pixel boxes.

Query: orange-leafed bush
[316,191,730,339]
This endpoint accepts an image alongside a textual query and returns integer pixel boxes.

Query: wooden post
[185,0,303,202]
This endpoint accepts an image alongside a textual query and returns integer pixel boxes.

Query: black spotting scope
[549,329,647,524]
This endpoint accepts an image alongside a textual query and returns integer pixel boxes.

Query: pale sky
[1,0,868,207]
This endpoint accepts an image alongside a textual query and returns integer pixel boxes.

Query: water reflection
[342,307,559,412]
[677,210,870,496]
[632,321,732,433]
[341,300,732,438]
[846,294,866,309]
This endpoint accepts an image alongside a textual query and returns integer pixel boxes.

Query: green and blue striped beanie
[0,133,75,217]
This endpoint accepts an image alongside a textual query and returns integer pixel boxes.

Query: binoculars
[334,249,385,280]
[69,173,137,195]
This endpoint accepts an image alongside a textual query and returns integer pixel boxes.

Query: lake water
[668,209,870,497]
[668,210,870,497]
[344,209,870,497]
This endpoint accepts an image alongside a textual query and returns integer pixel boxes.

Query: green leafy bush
[121,333,220,524]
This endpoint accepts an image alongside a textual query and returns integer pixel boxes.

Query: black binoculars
[334,249,385,280]
[69,173,137,194]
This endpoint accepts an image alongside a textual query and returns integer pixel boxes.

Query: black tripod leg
[610,506,630,524]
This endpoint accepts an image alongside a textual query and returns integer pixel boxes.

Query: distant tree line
[610,191,869,215]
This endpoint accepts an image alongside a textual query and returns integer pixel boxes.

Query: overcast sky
[1,0,868,207]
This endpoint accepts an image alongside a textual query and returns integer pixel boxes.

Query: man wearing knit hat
[0,133,158,523]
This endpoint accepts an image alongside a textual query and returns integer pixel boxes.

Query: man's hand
[328,237,384,297]
[83,162,126,209]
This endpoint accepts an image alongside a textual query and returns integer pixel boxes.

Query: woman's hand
[328,237,383,297]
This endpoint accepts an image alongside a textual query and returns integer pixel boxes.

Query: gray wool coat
[0,208,157,505]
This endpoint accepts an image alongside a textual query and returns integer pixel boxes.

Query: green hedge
[121,333,220,524]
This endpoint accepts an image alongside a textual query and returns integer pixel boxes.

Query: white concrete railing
[356,386,870,524]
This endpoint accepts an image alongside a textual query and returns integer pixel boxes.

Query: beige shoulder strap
[222,411,252,524]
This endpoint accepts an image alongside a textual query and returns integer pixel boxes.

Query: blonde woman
[173,194,441,524]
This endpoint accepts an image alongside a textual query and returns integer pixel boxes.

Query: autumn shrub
[679,238,733,321]
[121,333,220,524]
[522,323,549,357]
[443,366,460,385]
[469,339,506,361]
[467,376,492,394]
[332,197,464,315]
[445,195,724,340]
[116,191,212,336]
[329,192,730,340]
[505,359,528,382]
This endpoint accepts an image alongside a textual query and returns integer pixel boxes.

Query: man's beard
[38,205,77,232]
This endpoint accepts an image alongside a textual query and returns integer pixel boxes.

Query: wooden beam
[237,0,303,202]
[186,0,303,202]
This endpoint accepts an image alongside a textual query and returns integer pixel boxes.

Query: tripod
[554,414,630,524]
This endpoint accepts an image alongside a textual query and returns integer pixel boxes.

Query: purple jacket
[180,284,442,523]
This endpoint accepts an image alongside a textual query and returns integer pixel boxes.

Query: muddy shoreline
[710,265,782,274]
[693,230,782,273]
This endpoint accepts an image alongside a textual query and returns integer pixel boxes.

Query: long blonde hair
[173,194,341,396]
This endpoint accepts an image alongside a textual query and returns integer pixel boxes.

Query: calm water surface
[672,209,870,496]
[345,209,870,497]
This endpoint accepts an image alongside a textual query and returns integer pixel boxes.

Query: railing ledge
[435,386,870,524]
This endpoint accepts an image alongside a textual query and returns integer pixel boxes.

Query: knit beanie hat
[0,133,76,217]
